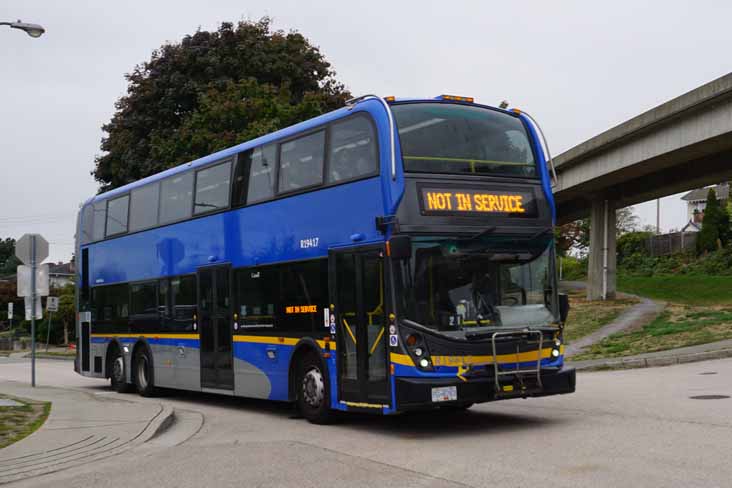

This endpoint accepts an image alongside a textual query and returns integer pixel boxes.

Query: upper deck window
[194,161,231,214]
[278,131,325,193]
[159,172,194,224]
[327,115,378,184]
[130,183,160,232]
[80,204,93,244]
[91,201,107,242]
[233,144,277,205]
[392,103,537,178]
[105,195,130,237]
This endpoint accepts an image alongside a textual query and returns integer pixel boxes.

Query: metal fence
[647,231,697,256]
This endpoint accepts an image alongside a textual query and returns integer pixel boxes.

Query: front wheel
[133,347,158,397]
[296,353,333,424]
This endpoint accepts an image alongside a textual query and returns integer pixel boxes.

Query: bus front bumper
[394,367,576,411]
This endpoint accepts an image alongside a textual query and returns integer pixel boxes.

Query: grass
[618,275,732,306]
[563,289,639,344]
[571,305,732,360]
[0,395,51,449]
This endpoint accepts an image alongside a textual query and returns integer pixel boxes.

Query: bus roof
[86,96,510,206]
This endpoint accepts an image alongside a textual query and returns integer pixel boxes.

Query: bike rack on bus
[491,329,544,394]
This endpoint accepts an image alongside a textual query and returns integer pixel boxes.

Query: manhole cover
[689,395,730,400]
[698,372,718,375]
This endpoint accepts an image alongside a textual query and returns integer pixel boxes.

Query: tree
[696,188,730,254]
[0,238,21,275]
[94,18,350,191]
[555,206,639,257]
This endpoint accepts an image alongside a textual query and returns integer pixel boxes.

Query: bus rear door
[197,265,234,391]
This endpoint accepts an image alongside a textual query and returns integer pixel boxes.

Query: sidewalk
[0,381,172,485]
[569,339,732,371]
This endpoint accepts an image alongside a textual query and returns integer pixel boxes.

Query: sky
[2,1,731,262]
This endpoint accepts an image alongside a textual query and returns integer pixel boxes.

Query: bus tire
[110,346,133,393]
[296,352,333,424]
[133,346,158,397]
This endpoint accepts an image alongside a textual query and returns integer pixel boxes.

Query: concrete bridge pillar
[587,200,617,300]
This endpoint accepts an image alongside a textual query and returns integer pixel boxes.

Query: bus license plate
[431,386,457,402]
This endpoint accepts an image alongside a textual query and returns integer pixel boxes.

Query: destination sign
[420,187,536,217]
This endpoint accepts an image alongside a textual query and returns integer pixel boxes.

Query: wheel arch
[287,338,328,402]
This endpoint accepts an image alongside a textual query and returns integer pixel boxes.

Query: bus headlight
[551,348,560,358]
[414,347,424,357]
[419,358,430,368]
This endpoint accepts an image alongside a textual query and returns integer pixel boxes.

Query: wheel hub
[113,356,124,382]
[302,367,325,408]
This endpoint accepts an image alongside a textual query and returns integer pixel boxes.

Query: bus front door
[332,248,390,407]
[197,265,234,391]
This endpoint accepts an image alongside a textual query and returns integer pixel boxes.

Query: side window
[91,284,129,333]
[278,260,328,333]
[236,267,278,329]
[91,201,106,242]
[130,281,158,315]
[327,116,378,183]
[130,184,160,231]
[278,131,325,193]
[159,172,194,224]
[171,275,197,331]
[80,204,94,244]
[106,195,129,237]
[194,161,232,214]
[232,144,277,205]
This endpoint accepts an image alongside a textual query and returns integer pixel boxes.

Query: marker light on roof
[439,94,475,103]
[384,96,396,102]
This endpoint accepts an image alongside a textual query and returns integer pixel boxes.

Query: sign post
[15,234,49,388]
[45,296,58,352]
[7,302,12,331]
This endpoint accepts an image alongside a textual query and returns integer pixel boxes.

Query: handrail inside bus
[346,94,397,180]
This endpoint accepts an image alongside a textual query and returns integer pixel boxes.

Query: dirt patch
[0,395,51,449]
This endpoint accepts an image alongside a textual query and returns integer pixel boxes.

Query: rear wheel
[296,352,333,424]
[133,347,158,397]
[110,347,133,393]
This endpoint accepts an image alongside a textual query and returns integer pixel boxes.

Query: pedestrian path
[0,382,172,485]
[560,281,665,357]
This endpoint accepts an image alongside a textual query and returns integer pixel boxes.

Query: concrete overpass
[553,72,732,299]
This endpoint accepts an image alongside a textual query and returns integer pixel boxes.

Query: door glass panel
[363,256,386,382]
[336,254,358,381]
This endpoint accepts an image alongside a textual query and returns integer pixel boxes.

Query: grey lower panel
[149,344,201,391]
[88,342,108,378]
[234,357,272,399]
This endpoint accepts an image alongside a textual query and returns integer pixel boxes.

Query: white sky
[2,1,731,262]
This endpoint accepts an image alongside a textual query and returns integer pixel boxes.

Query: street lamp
[1,20,45,38]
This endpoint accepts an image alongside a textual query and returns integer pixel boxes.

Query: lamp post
[1,20,45,38]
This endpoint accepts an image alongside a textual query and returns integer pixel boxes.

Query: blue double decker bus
[75,94,575,423]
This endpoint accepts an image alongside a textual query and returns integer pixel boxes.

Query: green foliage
[0,238,21,276]
[617,231,652,265]
[696,188,730,254]
[558,256,587,280]
[94,18,350,191]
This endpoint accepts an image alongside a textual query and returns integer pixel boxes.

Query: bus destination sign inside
[420,187,536,217]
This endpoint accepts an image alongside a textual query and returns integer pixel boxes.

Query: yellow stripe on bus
[391,348,558,368]
[232,335,336,351]
[91,333,200,339]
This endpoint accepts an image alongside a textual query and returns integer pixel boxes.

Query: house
[680,182,730,231]
[49,261,75,288]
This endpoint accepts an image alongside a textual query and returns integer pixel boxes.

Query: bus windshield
[392,103,537,177]
[396,235,557,333]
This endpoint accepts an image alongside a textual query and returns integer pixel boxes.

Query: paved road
[1,357,731,488]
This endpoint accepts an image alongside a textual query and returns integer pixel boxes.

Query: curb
[570,348,732,372]
[142,405,176,443]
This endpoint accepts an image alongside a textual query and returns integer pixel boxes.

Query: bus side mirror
[558,293,570,324]
[389,236,412,260]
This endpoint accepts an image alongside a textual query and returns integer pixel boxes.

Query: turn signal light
[406,334,419,347]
